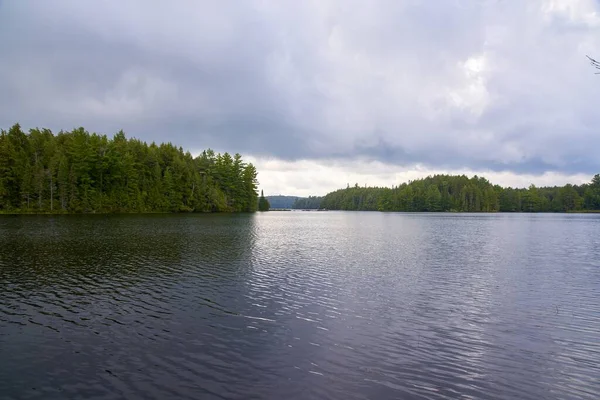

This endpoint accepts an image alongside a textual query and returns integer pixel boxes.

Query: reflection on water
[1,212,599,399]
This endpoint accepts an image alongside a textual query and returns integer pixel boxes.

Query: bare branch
[586,55,600,74]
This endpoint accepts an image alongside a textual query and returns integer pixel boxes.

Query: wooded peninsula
[0,124,259,213]
[320,174,600,212]
[3,123,599,214]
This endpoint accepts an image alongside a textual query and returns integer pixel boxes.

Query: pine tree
[319,173,600,213]
[0,124,260,214]
[258,190,270,211]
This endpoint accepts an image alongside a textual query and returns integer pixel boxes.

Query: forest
[320,174,600,212]
[292,196,323,209]
[0,124,259,213]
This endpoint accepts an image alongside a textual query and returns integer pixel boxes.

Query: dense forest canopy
[0,124,259,213]
[320,174,600,213]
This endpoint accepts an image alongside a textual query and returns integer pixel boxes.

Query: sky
[1,0,599,196]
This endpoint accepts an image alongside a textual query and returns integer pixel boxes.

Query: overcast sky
[1,0,599,196]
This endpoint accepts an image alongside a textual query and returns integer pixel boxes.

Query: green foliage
[258,190,270,211]
[0,124,259,214]
[292,196,323,209]
[320,174,600,213]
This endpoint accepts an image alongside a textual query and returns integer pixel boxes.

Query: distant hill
[265,195,324,209]
[265,195,300,209]
[292,196,323,209]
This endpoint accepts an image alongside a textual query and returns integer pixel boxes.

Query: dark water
[1,212,599,400]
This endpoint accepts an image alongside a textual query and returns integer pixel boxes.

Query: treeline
[0,124,259,213]
[265,195,299,209]
[320,174,600,212]
[292,196,323,209]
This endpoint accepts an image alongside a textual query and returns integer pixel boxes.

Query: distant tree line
[0,124,259,213]
[265,195,299,209]
[292,196,323,209]
[320,174,600,212]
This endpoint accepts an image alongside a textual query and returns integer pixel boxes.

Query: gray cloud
[1,0,599,175]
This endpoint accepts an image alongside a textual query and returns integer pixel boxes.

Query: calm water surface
[1,212,599,399]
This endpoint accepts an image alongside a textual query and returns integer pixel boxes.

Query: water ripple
[1,213,600,399]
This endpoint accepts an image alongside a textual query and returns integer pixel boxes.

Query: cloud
[248,156,593,197]
[1,0,600,191]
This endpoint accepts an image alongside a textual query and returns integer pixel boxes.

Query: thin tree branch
[586,55,600,74]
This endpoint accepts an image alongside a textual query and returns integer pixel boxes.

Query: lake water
[1,212,599,400]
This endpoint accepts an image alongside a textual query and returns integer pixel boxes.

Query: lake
[1,212,599,399]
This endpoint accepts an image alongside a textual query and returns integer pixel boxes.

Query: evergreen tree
[0,124,260,214]
[425,185,442,211]
[258,190,270,211]
[319,173,600,213]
